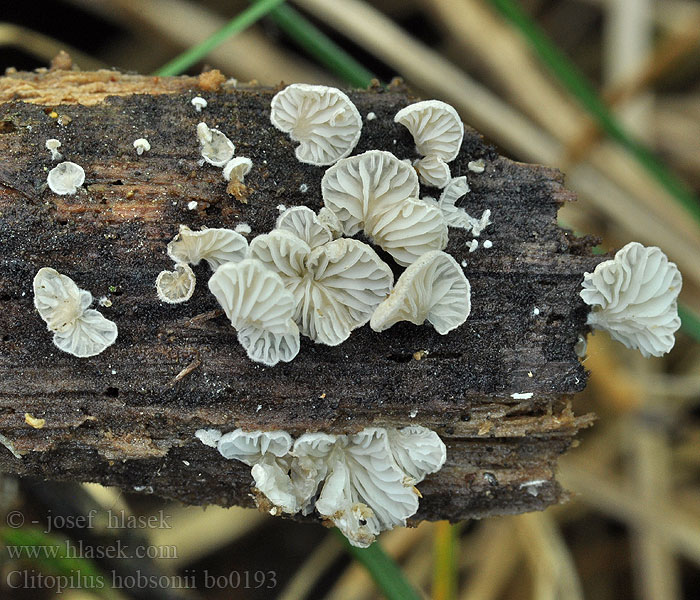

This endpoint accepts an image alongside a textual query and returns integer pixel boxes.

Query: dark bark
[0,68,601,524]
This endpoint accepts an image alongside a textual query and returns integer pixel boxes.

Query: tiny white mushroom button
[191,96,207,112]
[133,138,151,156]
[45,139,62,161]
[47,161,85,195]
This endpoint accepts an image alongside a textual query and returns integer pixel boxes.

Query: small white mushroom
[270,83,362,165]
[424,176,490,238]
[155,263,196,304]
[208,259,300,366]
[370,251,471,334]
[47,161,85,195]
[394,100,464,188]
[45,139,62,161]
[275,206,333,249]
[167,225,248,271]
[191,96,207,112]
[386,426,446,485]
[468,159,486,173]
[196,122,235,167]
[250,230,393,346]
[133,138,151,156]
[483,240,493,249]
[234,223,252,235]
[195,428,222,448]
[322,150,447,266]
[222,157,252,183]
[580,242,682,357]
[33,267,117,357]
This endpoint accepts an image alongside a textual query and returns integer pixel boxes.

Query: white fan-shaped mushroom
[208,259,300,366]
[217,429,301,514]
[296,429,421,548]
[251,231,393,346]
[580,242,682,358]
[386,426,446,484]
[167,225,248,271]
[47,161,85,195]
[365,197,448,267]
[155,263,195,304]
[223,157,252,183]
[370,251,471,334]
[394,100,464,188]
[33,267,117,357]
[196,122,235,167]
[414,155,451,189]
[217,429,292,464]
[322,150,419,236]
[270,84,362,166]
[276,206,333,249]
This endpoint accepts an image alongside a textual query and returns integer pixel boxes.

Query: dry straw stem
[625,357,680,600]
[422,0,700,305]
[514,512,583,600]
[277,534,342,600]
[560,459,700,566]
[294,0,700,312]
[66,0,333,84]
[148,505,264,567]
[0,23,104,70]
[459,519,521,600]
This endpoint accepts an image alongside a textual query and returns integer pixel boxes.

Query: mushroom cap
[270,83,362,166]
[167,225,248,270]
[33,267,91,333]
[33,267,117,357]
[415,155,451,188]
[580,241,682,357]
[321,150,420,236]
[386,426,446,484]
[52,308,118,358]
[365,196,448,267]
[275,206,333,249]
[47,161,85,195]
[196,122,235,167]
[217,429,293,465]
[307,428,421,548]
[223,157,252,182]
[370,250,471,334]
[394,100,464,162]
[251,231,393,346]
[133,138,151,151]
[155,263,196,304]
[208,259,300,366]
[45,139,61,151]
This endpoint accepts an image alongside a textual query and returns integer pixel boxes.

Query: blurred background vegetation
[1,0,700,598]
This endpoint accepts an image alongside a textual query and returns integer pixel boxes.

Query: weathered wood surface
[0,67,601,523]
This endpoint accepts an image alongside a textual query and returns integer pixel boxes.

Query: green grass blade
[679,304,700,345]
[253,1,375,88]
[488,0,700,227]
[334,529,422,600]
[154,0,286,76]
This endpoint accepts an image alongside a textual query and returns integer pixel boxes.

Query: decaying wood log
[0,65,602,524]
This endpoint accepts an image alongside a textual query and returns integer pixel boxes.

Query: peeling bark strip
[0,69,601,522]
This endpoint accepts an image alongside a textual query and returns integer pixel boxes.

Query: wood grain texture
[0,68,601,523]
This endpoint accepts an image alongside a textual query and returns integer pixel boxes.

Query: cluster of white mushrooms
[196,425,446,548]
[30,83,684,546]
[155,86,494,367]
